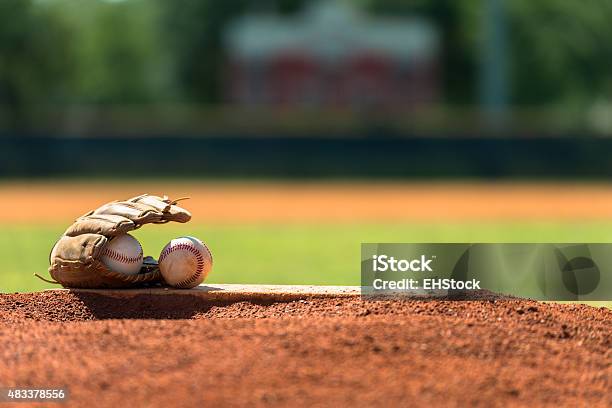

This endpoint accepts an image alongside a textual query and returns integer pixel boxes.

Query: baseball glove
[45,194,191,289]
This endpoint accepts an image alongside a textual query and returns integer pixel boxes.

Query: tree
[507,0,612,105]
[0,0,74,128]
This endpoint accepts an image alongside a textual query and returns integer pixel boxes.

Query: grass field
[1,181,610,307]
[4,221,612,297]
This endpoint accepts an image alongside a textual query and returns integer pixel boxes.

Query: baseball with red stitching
[100,234,144,275]
[158,236,213,288]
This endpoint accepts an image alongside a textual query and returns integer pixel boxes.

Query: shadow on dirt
[71,292,281,320]
[0,287,518,322]
[70,289,513,320]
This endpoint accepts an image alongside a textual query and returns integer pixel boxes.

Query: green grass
[4,221,612,306]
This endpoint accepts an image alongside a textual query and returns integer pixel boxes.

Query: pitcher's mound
[0,286,609,407]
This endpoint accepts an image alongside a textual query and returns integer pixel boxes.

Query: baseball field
[1,180,610,406]
[4,180,612,295]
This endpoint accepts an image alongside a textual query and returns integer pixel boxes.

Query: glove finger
[129,194,192,223]
[93,201,164,224]
[128,194,170,212]
[65,214,136,237]
[161,204,191,223]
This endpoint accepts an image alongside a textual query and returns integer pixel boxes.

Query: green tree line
[1,0,611,115]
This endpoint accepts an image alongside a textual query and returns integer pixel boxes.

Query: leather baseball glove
[45,194,191,288]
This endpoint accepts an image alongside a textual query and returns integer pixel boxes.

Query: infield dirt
[3,181,612,223]
[1,292,610,407]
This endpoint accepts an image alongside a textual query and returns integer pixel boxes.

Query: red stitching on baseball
[103,247,143,264]
[159,241,210,288]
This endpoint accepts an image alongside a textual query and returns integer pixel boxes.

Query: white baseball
[158,236,213,288]
[100,234,144,275]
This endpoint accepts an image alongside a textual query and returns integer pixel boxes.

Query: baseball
[158,236,213,288]
[100,234,144,275]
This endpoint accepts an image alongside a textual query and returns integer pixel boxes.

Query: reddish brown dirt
[0,292,610,407]
[3,181,612,223]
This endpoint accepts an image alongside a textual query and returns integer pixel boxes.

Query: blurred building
[225,1,439,109]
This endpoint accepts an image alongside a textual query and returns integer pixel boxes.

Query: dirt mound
[0,292,610,407]
[0,290,512,321]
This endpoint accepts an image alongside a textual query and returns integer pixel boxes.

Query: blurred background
[2,0,612,174]
[1,0,612,298]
